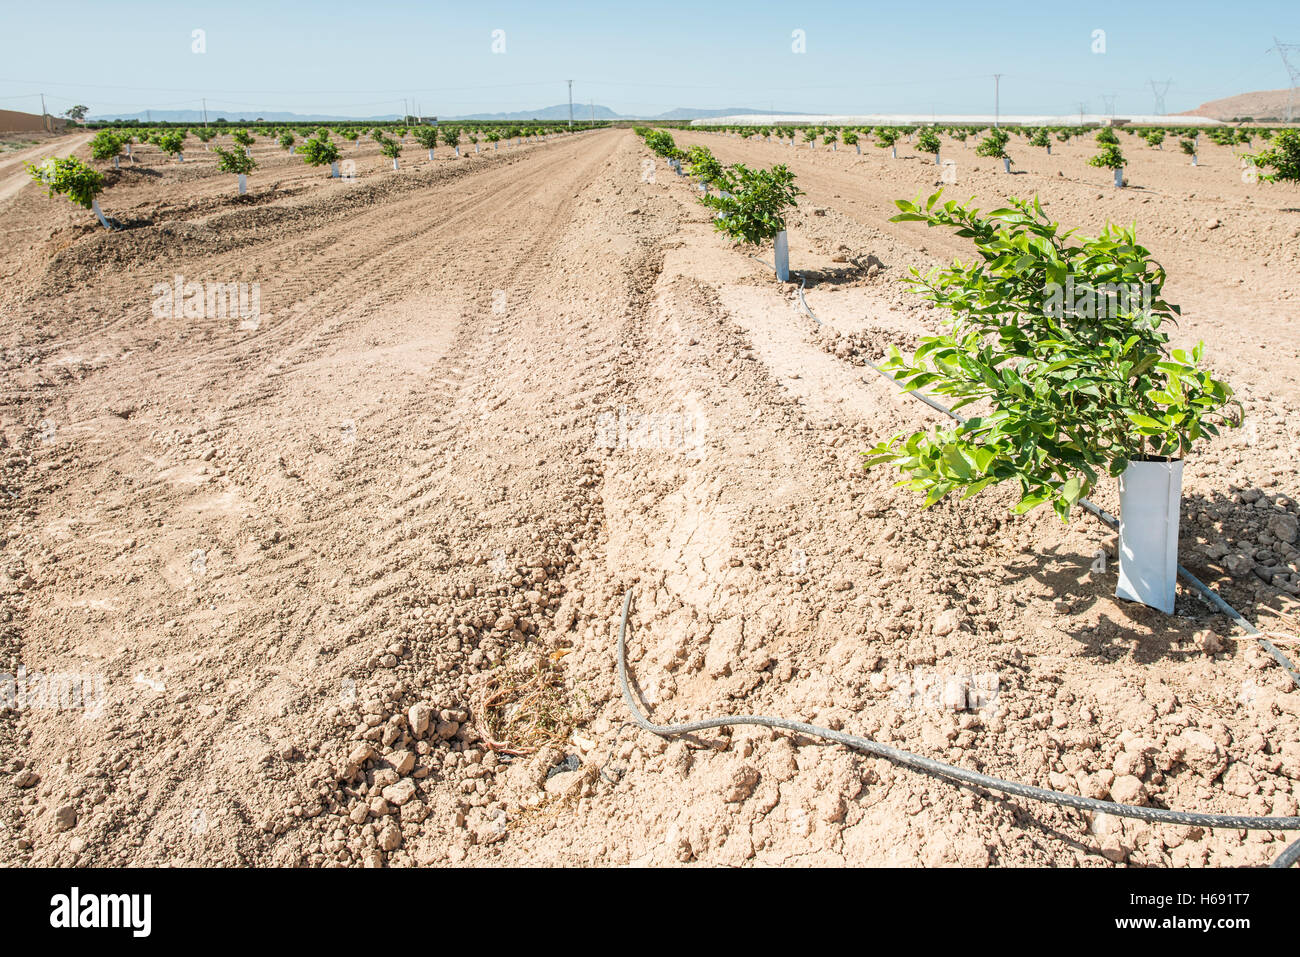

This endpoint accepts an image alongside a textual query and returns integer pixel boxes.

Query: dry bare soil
[2,125,1300,867]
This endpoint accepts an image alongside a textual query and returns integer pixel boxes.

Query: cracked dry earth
[2,126,1300,867]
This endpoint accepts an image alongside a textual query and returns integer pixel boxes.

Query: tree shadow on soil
[987,484,1300,667]
[798,257,884,288]
[992,541,1219,668]
[105,167,162,184]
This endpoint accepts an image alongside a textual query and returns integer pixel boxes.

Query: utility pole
[40,92,48,132]
[567,80,573,129]
[1077,101,1087,124]
[589,100,594,127]
[992,74,1002,128]
[202,97,208,128]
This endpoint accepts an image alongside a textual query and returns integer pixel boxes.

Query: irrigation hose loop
[783,272,1300,690]
[1270,835,1300,868]
[617,589,1300,865]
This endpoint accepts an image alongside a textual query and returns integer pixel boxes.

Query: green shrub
[975,128,1009,159]
[156,131,186,158]
[26,155,106,210]
[865,191,1238,519]
[1245,129,1300,182]
[686,145,725,184]
[297,135,341,169]
[700,163,803,246]
[213,146,257,175]
[90,130,124,161]
[1089,144,1126,170]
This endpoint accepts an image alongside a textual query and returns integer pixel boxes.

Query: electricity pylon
[1149,79,1171,115]
[1267,38,1299,122]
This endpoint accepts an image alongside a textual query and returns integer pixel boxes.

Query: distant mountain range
[86,105,778,123]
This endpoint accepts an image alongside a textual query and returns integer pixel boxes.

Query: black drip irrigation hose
[766,257,1300,690]
[617,590,1300,866]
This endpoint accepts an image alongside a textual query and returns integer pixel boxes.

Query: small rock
[399,800,428,824]
[52,805,77,832]
[385,750,415,775]
[1193,629,1223,656]
[723,765,760,803]
[381,779,418,806]
[933,608,960,636]
[407,703,432,737]
[1169,729,1227,779]
[1224,552,1254,577]
[14,769,39,789]
[1268,512,1298,544]
[378,823,402,851]
[1110,775,1146,805]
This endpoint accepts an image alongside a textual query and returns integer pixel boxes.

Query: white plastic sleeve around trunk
[1116,459,1183,614]
[91,199,112,230]
[237,174,247,195]
[774,230,790,282]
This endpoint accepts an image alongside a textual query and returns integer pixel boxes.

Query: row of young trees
[696,122,1300,188]
[32,123,592,227]
[637,129,803,281]
[702,122,1290,145]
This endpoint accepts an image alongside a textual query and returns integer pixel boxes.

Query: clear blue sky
[3,0,1297,118]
